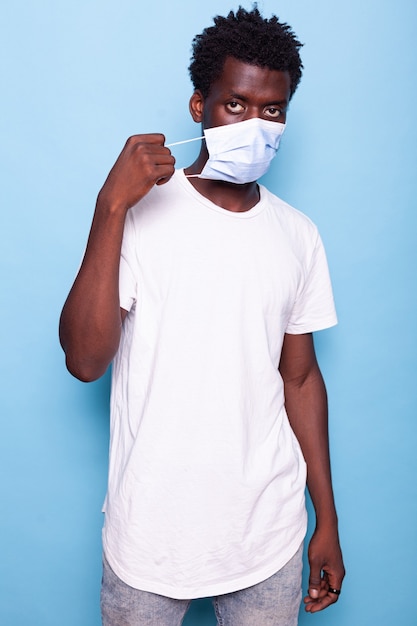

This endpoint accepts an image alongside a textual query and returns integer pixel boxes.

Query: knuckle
[125,135,138,147]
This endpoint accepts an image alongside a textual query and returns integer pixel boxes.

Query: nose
[243,107,262,121]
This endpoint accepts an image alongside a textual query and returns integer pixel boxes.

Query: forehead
[210,56,291,102]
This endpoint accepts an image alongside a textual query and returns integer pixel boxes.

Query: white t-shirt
[102,169,337,599]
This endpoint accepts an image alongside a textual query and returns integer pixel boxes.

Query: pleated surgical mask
[168,117,285,184]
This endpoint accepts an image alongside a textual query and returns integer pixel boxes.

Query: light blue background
[1,1,416,624]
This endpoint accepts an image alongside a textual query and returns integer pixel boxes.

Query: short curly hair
[188,5,303,100]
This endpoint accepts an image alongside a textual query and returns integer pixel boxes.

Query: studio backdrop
[1,1,416,624]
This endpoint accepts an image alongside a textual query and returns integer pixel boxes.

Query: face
[190,56,292,130]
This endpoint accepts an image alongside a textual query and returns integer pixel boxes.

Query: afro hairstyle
[188,5,303,100]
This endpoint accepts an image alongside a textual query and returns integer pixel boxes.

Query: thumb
[308,565,322,599]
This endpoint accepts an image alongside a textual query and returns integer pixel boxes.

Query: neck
[184,148,260,213]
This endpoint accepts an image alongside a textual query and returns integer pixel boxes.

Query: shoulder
[259,185,320,243]
[127,170,185,225]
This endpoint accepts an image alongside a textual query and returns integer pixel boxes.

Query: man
[60,6,345,625]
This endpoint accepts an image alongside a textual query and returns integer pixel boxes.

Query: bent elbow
[65,355,108,383]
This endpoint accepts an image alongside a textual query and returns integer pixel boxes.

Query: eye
[226,101,245,114]
[264,107,283,119]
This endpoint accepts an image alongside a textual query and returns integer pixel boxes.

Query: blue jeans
[100,544,303,626]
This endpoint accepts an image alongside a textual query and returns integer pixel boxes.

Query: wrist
[315,510,339,532]
[310,497,339,528]
[96,189,130,218]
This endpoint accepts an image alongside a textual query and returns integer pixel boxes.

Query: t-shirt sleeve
[119,210,137,312]
[286,231,337,334]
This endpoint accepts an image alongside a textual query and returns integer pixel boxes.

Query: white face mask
[197,117,285,184]
[167,117,285,184]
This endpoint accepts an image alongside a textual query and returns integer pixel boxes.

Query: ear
[189,90,204,123]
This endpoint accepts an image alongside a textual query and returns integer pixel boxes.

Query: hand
[97,134,176,214]
[304,526,345,613]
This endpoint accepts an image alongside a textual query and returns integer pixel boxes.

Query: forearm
[279,333,338,528]
[59,198,126,382]
[284,366,338,528]
[280,333,344,609]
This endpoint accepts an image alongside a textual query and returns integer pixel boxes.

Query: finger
[303,578,327,604]
[156,172,175,186]
[323,565,344,601]
[153,150,176,165]
[304,590,340,613]
[127,133,167,146]
[138,145,176,170]
[326,569,345,593]
[135,151,175,186]
[308,566,323,600]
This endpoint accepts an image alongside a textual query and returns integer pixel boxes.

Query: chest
[134,208,306,323]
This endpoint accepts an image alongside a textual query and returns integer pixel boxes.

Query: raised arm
[59,134,175,382]
[279,332,345,613]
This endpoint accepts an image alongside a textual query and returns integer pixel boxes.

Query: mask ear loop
[166,136,204,148]
[166,136,205,178]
